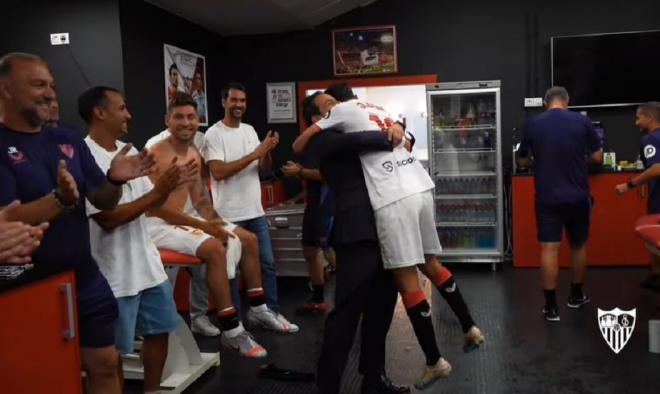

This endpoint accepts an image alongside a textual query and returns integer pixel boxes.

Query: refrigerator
[426,81,503,268]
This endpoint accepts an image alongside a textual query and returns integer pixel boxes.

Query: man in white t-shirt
[80,86,184,392]
[146,128,218,337]
[204,82,293,327]
[293,84,484,390]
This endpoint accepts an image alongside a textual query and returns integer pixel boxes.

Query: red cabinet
[513,173,649,267]
[0,270,82,393]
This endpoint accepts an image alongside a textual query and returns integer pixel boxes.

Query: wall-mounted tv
[551,30,660,108]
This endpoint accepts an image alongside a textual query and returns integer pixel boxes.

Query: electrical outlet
[523,97,543,107]
[50,33,70,46]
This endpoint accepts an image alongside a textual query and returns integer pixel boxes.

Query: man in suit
[302,92,409,394]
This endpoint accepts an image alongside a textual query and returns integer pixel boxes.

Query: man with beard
[80,86,193,392]
[204,82,298,331]
[0,52,154,393]
[147,92,296,357]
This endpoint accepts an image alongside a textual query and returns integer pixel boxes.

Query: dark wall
[1,0,124,133]
[118,0,226,149]
[224,0,660,171]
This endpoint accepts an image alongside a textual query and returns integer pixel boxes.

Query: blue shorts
[76,268,119,349]
[535,198,591,243]
[115,280,180,354]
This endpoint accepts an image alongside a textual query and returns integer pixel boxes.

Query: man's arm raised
[90,157,195,231]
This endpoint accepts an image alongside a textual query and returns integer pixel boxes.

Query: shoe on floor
[542,307,560,322]
[567,294,591,309]
[295,300,328,315]
[191,315,220,336]
[414,357,451,390]
[246,308,299,333]
[463,325,485,352]
[361,372,410,393]
[220,329,267,358]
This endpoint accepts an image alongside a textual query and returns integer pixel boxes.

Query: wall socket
[524,97,543,107]
[50,33,70,45]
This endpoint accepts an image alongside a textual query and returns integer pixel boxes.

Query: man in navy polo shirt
[517,86,602,322]
[615,102,660,292]
[0,52,154,392]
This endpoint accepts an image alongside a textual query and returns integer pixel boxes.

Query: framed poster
[332,25,398,77]
[266,82,296,123]
[164,44,208,126]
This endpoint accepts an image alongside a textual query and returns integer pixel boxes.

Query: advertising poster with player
[266,82,297,124]
[164,44,208,126]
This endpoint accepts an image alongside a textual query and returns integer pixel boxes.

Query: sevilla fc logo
[7,146,25,162]
[597,308,636,354]
[59,144,74,159]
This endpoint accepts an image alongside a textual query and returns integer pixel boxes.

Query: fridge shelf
[433,148,495,154]
[436,222,497,227]
[435,194,497,200]
[433,125,496,132]
[434,172,497,177]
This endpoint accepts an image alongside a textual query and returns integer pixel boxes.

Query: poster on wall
[266,82,296,124]
[163,44,208,126]
[332,25,398,77]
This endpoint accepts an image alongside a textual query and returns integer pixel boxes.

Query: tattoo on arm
[189,178,219,220]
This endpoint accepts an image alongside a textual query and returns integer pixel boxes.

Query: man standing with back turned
[517,86,602,322]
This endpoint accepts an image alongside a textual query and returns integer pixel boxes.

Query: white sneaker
[276,313,299,333]
[220,329,267,358]
[191,315,220,337]
[246,308,299,333]
[414,357,452,390]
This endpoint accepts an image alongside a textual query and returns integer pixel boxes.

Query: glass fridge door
[428,88,500,257]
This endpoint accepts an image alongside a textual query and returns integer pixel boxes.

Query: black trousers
[317,241,398,394]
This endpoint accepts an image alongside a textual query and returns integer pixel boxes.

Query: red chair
[634,214,660,254]
[159,249,202,266]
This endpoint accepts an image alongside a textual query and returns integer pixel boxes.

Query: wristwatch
[52,189,76,211]
[626,179,635,189]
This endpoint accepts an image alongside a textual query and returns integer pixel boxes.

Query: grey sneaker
[414,357,452,390]
[220,329,267,358]
[276,313,299,333]
[191,315,220,336]
[246,308,299,333]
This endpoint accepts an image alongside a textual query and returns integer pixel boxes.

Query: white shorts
[374,190,442,269]
[146,217,242,279]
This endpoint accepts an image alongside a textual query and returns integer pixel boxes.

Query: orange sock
[401,290,427,309]
[432,266,452,286]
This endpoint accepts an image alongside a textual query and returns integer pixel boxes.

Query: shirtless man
[147,92,296,357]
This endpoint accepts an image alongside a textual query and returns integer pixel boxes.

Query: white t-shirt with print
[84,137,168,298]
[145,128,206,152]
[203,121,264,221]
[314,99,435,210]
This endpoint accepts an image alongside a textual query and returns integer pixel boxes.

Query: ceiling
[145,0,379,36]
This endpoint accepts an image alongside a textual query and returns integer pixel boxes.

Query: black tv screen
[551,30,660,108]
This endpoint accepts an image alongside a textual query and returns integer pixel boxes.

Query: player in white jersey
[294,84,484,390]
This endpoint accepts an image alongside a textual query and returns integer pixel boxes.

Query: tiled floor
[126,265,660,394]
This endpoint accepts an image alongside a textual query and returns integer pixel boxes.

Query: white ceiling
[145,0,379,36]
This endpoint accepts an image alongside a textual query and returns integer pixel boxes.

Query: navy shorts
[535,198,591,243]
[302,203,322,247]
[76,268,119,348]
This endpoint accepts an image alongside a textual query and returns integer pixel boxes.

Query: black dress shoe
[361,373,410,394]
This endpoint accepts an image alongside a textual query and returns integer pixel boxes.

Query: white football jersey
[314,99,434,209]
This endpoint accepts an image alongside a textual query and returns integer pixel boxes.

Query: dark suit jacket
[307,130,393,246]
